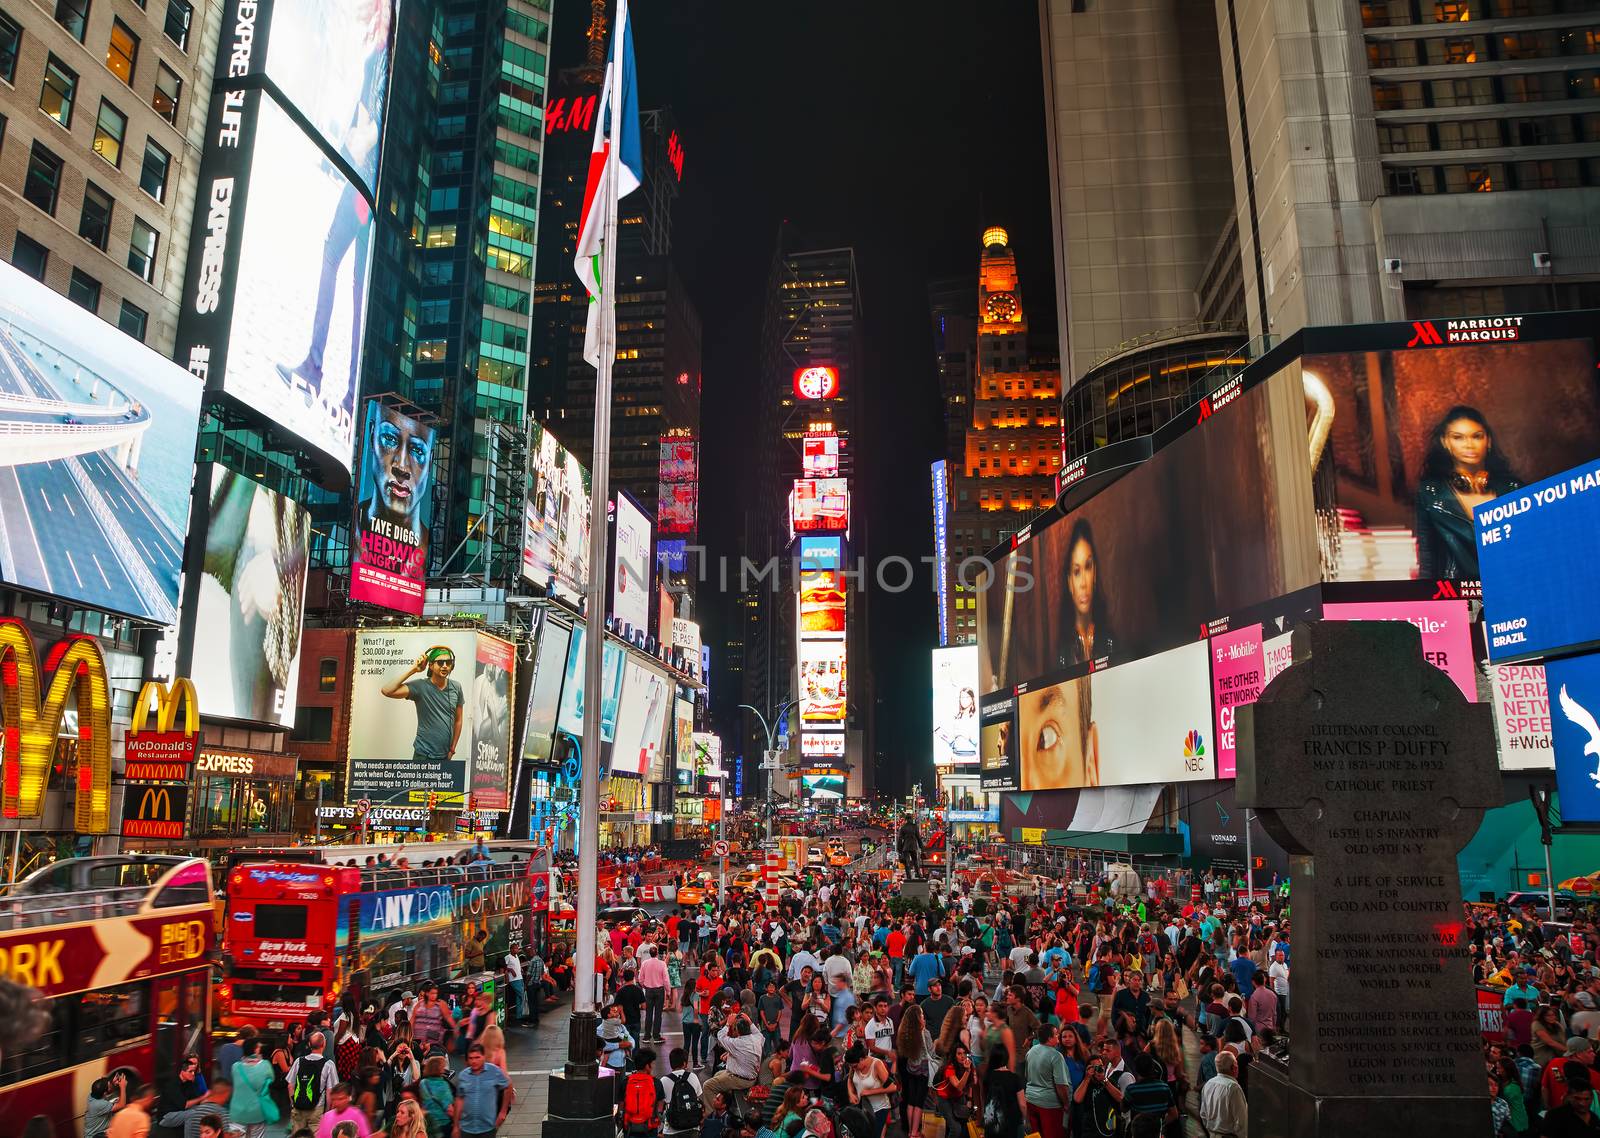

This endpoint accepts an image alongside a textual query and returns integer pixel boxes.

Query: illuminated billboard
[804,433,840,477]
[983,639,1212,792]
[659,439,697,481]
[800,640,848,724]
[932,460,949,645]
[979,366,1318,697]
[350,400,434,614]
[790,479,850,535]
[803,773,845,800]
[799,537,845,637]
[521,621,571,762]
[658,482,698,535]
[556,626,625,744]
[612,493,652,634]
[347,627,515,802]
[1305,337,1599,585]
[0,261,202,624]
[611,659,671,776]
[259,0,393,195]
[187,468,310,728]
[802,731,846,758]
[793,366,839,400]
[674,698,695,772]
[932,645,979,767]
[523,422,591,601]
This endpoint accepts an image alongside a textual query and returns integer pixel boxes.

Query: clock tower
[978,228,1027,373]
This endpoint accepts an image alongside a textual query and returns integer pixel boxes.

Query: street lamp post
[739,699,797,845]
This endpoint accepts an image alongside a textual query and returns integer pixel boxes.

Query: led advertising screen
[803,773,845,801]
[998,639,1212,792]
[521,621,571,762]
[224,98,372,473]
[1490,661,1556,771]
[1323,600,1475,699]
[1476,456,1600,663]
[659,439,697,482]
[260,0,393,195]
[523,422,591,600]
[612,493,652,633]
[188,468,310,727]
[979,694,1015,788]
[657,482,698,534]
[657,539,688,574]
[556,627,625,744]
[349,400,434,613]
[790,478,851,535]
[802,731,846,758]
[978,366,1318,697]
[804,434,840,477]
[0,261,201,624]
[611,659,671,776]
[674,698,695,771]
[1545,653,1600,825]
[692,731,722,773]
[932,645,980,767]
[347,628,515,799]
[932,460,950,645]
[799,537,845,637]
[1305,337,1600,585]
[800,640,848,724]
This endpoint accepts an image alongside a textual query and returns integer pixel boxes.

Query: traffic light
[426,791,439,810]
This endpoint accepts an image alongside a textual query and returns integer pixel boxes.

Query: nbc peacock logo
[1183,730,1208,772]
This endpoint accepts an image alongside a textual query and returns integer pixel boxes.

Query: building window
[11,232,47,280]
[78,181,113,249]
[424,224,457,248]
[67,268,100,311]
[118,299,148,341]
[163,0,192,50]
[139,138,169,201]
[54,0,90,42]
[0,9,20,83]
[318,658,338,692]
[1435,119,1501,149]
[152,62,180,123]
[128,217,158,282]
[93,99,127,166]
[106,19,138,85]
[23,143,63,214]
[1443,163,1504,192]
[39,56,77,126]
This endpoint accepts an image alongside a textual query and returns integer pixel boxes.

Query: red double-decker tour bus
[0,855,215,1137]
[220,840,553,1030]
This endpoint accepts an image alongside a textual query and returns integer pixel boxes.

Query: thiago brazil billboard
[174,0,394,484]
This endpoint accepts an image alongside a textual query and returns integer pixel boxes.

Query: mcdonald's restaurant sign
[0,618,112,833]
[121,783,189,840]
[125,678,200,768]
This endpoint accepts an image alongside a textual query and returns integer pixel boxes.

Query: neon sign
[794,367,839,400]
[126,678,200,766]
[0,618,111,832]
[544,94,599,135]
[667,130,685,181]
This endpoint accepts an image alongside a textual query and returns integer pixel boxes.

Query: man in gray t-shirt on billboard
[382,646,466,761]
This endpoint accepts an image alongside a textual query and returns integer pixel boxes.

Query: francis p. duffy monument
[1237,620,1500,1138]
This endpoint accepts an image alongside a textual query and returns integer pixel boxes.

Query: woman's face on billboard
[1019,679,1088,790]
[1440,416,1490,471]
[1068,537,1096,620]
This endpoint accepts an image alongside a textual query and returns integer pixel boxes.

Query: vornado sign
[0,618,112,832]
[121,784,190,840]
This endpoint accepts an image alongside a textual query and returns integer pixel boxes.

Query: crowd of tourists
[586,831,1286,1138]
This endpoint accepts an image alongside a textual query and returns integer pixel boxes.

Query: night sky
[551,2,1056,795]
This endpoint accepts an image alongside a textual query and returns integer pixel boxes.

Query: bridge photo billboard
[0,261,201,623]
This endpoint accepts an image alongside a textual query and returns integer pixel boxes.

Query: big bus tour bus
[0,855,215,1137]
[220,840,553,1030]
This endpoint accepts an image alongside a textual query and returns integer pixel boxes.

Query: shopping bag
[921,1114,947,1138]
[966,1120,983,1138]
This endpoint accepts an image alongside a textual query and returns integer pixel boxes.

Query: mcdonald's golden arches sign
[125,678,200,766]
[121,784,189,840]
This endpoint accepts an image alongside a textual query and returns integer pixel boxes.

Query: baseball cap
[1568,1037,1594,1056]
[1576,992,1596,1009]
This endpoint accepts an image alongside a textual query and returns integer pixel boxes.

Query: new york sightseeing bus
[220,841,552,1030]
[0,855,215,1137]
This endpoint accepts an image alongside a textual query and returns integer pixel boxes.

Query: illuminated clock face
[986,292,1018,322]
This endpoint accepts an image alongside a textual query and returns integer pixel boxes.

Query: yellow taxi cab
[827,847,852,868]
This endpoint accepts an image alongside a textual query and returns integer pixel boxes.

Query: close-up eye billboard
[978,366,1319,698]
[347,627,514,801]
[187,468,311,728]
[350,400,434,613]
[0,261,201,624]
[1306,338,1600,584]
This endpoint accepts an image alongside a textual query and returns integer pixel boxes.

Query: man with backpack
[285,1032,338,1135]
[622,1047,661,1136]
[659,1047,704,1138]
